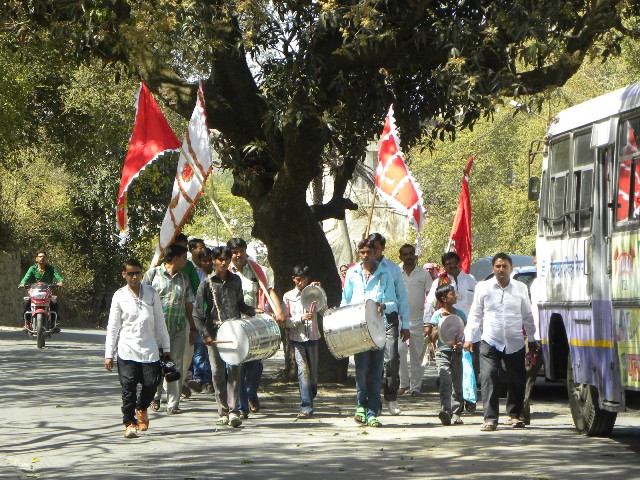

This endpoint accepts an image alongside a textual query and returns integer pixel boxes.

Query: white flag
[151,81,211,265]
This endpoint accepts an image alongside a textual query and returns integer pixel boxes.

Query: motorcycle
[20,283,60,348]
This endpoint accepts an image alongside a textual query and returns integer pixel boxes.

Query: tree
[2,0,638,379]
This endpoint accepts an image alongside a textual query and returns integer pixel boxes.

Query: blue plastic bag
[462,350,477,403]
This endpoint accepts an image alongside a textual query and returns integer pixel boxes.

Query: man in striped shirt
[283,265,322,419]
[143,244,196,414]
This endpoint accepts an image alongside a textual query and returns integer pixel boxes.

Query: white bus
[531,82,640,436]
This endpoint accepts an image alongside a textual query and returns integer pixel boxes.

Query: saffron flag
[447,156,474,273]
[375,105,424,231]
[117,83,181,244]
[151,81,212,265]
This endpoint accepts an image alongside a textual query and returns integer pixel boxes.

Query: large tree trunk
[252,187,349,382]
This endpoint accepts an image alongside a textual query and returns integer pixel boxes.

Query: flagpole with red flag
[116,83,181,245]
[447,156,474,273]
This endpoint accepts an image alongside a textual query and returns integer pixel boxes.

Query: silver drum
[322,299,385,359]
[216,314,281,366]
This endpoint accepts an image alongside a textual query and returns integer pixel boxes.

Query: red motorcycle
[20,283,59,348]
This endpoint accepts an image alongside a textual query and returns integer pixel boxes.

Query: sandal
[167,407,184,414]
[150,400,160,411]
[481,422,497,431]
[181,385,191,399]
[216,416,229,426]
[354,406,366,424]
[366,416,381,428]
[297,411,312,419]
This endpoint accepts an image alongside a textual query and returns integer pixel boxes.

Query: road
[1,327,639,479]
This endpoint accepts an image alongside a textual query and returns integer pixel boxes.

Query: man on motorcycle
[19,249,63,330]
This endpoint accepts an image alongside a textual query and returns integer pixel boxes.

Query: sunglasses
[126,271,143,277]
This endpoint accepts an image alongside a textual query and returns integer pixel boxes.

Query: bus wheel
[567,351,616,436]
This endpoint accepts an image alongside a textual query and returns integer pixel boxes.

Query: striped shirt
[143,264,193,334]
[284,287,320,342]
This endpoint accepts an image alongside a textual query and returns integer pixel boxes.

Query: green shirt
[20,264,63,285]
[143,264,193,334]
[183,260,201,295]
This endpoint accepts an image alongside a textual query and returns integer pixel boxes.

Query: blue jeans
[238,360,263,413]
[354,347,385,419]
[192,331,212,385]
[292,340,319,413]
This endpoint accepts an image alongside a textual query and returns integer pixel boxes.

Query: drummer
[341,238,398,428]
[283,265,322,419]
[428,280,468,426]
[194,246,262,428]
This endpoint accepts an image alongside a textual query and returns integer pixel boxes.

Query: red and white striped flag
[116,83,181,244]
[375,105,424,232]
[447,156,474,273]
[151,81,212,265]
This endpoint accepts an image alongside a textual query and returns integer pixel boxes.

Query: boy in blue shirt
[428,282,467,426]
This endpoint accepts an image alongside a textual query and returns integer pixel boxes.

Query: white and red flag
[375,105,424,232]
[116,83,181,244]
[151,81,212,265]
[447,156,474,273]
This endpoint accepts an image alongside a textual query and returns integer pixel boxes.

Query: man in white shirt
[397,244,432,395]
[105,258,172,439]
[463,253,537,431]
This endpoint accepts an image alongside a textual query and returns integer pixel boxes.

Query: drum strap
[209,278,224,326]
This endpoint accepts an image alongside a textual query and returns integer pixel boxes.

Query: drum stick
[247,262,279,316]
[212,340,234,344]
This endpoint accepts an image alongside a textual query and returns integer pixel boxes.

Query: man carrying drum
[194,246,261,428]
[341,238,398,428]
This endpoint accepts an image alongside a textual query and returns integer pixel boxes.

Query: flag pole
[364,188,377,239]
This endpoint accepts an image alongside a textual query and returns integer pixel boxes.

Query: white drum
[216,314,281,366]
[322,299,385,359]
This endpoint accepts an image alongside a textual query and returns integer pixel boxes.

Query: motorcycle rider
[19,249,63,331]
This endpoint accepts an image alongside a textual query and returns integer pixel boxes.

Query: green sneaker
[216,416,229,426]
[229,415,242,428]
[354,406,366,424]
[366,416,381,427]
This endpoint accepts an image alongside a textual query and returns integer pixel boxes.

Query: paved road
[1,327,639,479]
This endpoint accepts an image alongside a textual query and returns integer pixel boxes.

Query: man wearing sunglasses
[105,258,172,439]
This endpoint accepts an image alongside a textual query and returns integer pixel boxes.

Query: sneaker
[229,415,242,428]
[216,416,229,426]
[136,408,149,431]
[438,410,452,426]
[187,379,203,393]
[452,414,464,425]
[124,423,138,438]
[387,401,401,416]
[465,401,476,413]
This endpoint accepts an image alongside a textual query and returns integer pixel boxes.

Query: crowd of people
[101,232,538,438]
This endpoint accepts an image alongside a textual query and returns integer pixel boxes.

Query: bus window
[548,138,570,235]
[617,118,640,223]
[572,133,594,231]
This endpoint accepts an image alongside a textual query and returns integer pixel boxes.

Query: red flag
[375,105,424,231]
[116,83,181,242]
[448,156,474,273]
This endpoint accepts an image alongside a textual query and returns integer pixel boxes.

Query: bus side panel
[545,237,590,303]
[615,308,640,392]
[611,233,640,299]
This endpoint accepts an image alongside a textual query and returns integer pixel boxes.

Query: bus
[530,82,640,436]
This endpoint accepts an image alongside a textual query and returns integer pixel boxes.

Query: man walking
[463,253,537,431]
[367,233,410,416]
[227,238,285,417]
[143,244,196,414]
[397,244,432,396]
[105,258,171,438]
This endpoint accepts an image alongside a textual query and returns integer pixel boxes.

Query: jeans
[192,331,212,384]
[436,350,464,416]
[480,341,526,423]
[383,313,401,402]
[117,357,162,425]
[238,360,263,413]
[208,344,241,417]
[354,347,385,419]
[292,340,319,413]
